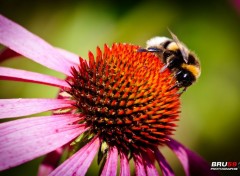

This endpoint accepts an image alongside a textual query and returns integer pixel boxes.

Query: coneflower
[0,15,218,176]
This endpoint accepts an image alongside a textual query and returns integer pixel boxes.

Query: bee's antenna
[137,47,163,53]
[137,48,148,52]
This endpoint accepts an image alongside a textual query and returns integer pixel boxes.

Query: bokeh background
[0,0,240,175]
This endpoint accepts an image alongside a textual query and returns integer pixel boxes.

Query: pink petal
[119,151,130,176]
[0,66,70,88]
[0,47,79,64]
[232,0,240,14]
[0,48,21,62]
[49,137,100,176]
[0,15,77,76]
[0,98,74,119]
[0,114,80,141]
[101,146,118,176]
[55,47,79,65]
[133,153,147,176]
[142,149,159,176]
[154,147,174,176]
[0,114,87,171]
[37,147,64,176]
[167,138,220,176]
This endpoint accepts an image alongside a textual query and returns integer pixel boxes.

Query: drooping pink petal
[49,137,100,176]
[0,114,87,171]
[101,146,118,176]
[167,138,220,176]
[133,153,147,176]
[0,15,77,76]
[154,147,175,176]
[37,147,64,176]
[0,98,74,119]
[119,151,130,176]
[142,149,159,176]
[0,67,70,88]
[231,0,240,15]
[0,48,21,62]
[0,114,80,141]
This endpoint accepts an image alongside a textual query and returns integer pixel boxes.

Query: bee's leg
[178,87,187,95]
[160,64,168,73]
[169,86,186,95]
[168,84,177,92]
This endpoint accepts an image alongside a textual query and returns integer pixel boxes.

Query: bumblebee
[138,31,201,92]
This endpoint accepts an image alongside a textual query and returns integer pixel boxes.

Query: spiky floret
[69,43,180,153]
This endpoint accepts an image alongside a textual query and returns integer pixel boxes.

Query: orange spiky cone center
[69,43,180,152]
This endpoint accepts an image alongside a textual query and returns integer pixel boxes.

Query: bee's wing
[137,47,163,53]
[169,30,189,63]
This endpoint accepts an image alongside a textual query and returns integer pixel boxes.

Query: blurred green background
[0,0,240,175]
